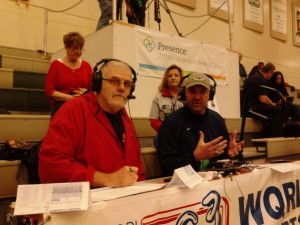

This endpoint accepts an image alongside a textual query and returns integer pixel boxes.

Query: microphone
[128,94,136,100]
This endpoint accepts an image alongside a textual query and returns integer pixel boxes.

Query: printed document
[14,182,90,215]
[165,165,204,188]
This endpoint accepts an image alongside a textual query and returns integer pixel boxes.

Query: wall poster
[208,0,234,21]
[292,2,300,47]
[167,0,196,9]
[270,0,287,41]
[243,0,264,32]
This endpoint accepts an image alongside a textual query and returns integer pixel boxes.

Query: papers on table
[91,183,166,202]
[165,165,205,189]
[14,182,90,215]
[13,165,209,215]
[91,165,207,203]
[260,162,300,173]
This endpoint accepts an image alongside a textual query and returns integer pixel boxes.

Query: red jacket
[39,92,145,185]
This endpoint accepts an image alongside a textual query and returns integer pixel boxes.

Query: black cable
[157,0,227,37]
[161,0,226,18]
[12,0,84,12]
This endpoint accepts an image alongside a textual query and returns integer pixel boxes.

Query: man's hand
[72,88,88,97]
[93,166,138,187]
[194,131,227,161]
[227,130,244,158]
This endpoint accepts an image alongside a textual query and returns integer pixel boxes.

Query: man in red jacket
[39,59,145,187]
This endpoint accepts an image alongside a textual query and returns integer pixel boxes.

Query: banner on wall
[135,27,229,83]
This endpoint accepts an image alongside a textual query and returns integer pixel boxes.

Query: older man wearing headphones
[39,59,145,187]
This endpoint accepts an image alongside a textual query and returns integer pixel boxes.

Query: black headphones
[92,58,137,99]
[179,73,216,101]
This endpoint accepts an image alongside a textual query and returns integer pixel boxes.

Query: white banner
[50,165,300,225]
[135,27,229,82]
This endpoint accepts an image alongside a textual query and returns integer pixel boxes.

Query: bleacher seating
[0,46,50,112]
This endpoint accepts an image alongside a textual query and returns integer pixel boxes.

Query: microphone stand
[160,0,182,36]
[154,0,161,30]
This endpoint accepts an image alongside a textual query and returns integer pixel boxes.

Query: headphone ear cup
[209,85,216,101]
[92,70,102,92]
[130,82,136,96]
[180,87,186,101]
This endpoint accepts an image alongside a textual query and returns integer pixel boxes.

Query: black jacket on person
[157,106,229,177]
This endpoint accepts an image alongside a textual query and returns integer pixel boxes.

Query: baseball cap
[185,72,211,90]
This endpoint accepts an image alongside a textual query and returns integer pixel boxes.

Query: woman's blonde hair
[158,64,183,92]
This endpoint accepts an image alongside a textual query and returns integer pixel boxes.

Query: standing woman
[45,32,93,116]
[149,65,184,132]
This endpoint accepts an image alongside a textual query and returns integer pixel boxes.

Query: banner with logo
[135,27,229,81]
[51,167,300,225]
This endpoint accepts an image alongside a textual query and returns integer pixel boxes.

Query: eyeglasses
[70,46,84,52]
[102,78,133,89]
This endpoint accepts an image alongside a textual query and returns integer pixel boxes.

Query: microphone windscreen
[128,95,136,100]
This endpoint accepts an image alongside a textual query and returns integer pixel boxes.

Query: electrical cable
[160,0,226,19]
[12,0,85,13]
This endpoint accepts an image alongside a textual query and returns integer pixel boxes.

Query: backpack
[21,140,42,184]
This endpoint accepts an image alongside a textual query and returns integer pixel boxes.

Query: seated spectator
[243,63,285,137]
[39,59,145,187]
[248,60,264,78]
[269,71,300,123]
[157,72,244,176]
[149,64,184,132]
[239,53,247,115]
[239,53,248,80]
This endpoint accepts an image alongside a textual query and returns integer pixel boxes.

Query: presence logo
[143,36,156,52]
[141,190,229,225]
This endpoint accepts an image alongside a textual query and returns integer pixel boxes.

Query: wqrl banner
[51,169,300,225]
[122,178,300,225]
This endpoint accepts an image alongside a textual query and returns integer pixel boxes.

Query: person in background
[269,71,300,123]
[248,60,264,78]
[39,59,145,187]
[149,64,184,132]
[125,0,147,26]
[96,0,112,31]
[45,32,93,117]
[96,0,147,31]
[243,63,285,137]
[239,53,248,80]
[157,72,244,176]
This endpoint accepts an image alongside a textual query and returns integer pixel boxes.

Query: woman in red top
[45,32,93,116]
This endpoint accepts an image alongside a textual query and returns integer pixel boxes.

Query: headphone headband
[179,73,216,101]
[92,58,137,99]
